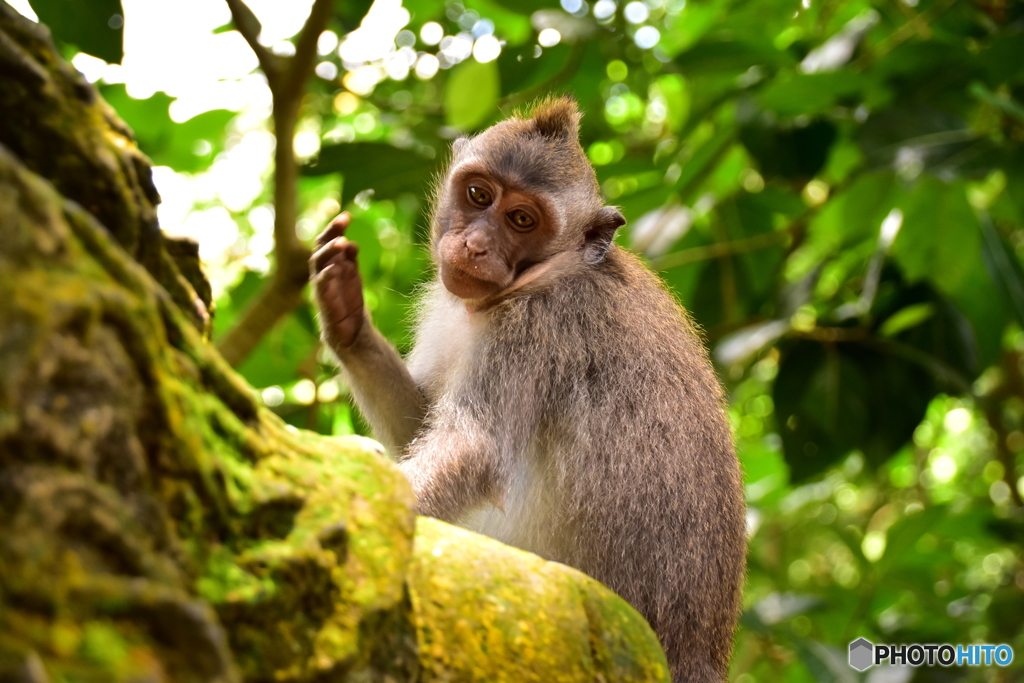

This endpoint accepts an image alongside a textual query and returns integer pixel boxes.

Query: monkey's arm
[312,214,427,455]
[398,352,541,521]
[333,320,427,456]
[398,418,505,522]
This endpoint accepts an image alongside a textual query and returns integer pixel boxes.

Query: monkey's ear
[583,206,626,264]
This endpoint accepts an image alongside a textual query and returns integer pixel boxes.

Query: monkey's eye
[508,209,536,231]
[468,186,492,207]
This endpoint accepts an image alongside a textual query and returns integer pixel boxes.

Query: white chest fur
[406,287,486,400]
[455,447,556,560]
[405,287,558,560]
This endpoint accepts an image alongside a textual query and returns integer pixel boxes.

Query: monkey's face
[435,166,557,301]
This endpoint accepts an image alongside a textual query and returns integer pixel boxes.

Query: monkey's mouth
[440,263,508,301]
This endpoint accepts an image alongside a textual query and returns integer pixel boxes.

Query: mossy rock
[0,139,418,681]
[410,518,669,683]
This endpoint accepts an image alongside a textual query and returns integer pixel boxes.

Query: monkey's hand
[311,213,365,350]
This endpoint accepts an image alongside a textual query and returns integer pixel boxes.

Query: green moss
[0,139,417,681]
[408,518,670,682]
[79,621,129,668]
[0,4,210,333]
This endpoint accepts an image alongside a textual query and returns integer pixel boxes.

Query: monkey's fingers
[328,249,360,279]
[316,258,364,312]
[315,265,352,322]
[311,237,359,276]
[336,257,364,306]
[310,243,339,278]
[314,263,364,347]
[315,212,351,249]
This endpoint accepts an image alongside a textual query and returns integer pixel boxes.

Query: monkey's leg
[312,215,426,455]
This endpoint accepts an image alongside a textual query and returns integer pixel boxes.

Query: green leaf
[946,261,1007,369]
[673,37,792,75]
[979,210,1024,328]
[774,341,869,480]
[498,43,574,98]
[564,43,606,112]
[878,302,934,337]
[891,178,981,296]
[31,0,124,63]
[773,338,937,480]
[100,85,235,173]
[445,59,500,131]
[213,271,265,340]
[806,172,895,253]
[302,142,439,206]
[464,0,532,46]
[757,71,865,119]
[878,505,944,571]
[871,279,979,384]
[661,1,728,57]
[726,192,789,302]
[969,81,1024,123]
[235,307,319,390]
[740,119,837,181]
[671,125,735,199]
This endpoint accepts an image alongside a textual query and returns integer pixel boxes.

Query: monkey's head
[431,96,626,302]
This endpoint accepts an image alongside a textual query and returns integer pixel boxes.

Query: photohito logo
[849,638,1014,671]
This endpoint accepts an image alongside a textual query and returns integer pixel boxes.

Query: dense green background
[29,0,1024,679]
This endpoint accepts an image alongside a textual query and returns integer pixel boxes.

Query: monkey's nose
[465,236,488,257]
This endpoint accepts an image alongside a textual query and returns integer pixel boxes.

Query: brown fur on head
[448,96,603,223]
[430,96,626,301]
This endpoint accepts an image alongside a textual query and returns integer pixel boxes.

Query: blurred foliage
[33,0,123,62]
[39,0,1024,679]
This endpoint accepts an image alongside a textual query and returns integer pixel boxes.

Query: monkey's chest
[455,447,557,560]
[407,299,486,399]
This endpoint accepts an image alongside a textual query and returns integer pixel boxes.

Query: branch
[216,265,310,366]
[223,0,278,78]
[649,228,793,271]
[286,0,335,100]
[650,167,867,272]
[853,0,956,69]
[217,0,335,366]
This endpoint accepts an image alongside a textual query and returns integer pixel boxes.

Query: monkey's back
[486,246,746,683]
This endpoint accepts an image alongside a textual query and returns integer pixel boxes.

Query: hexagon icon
[849,638,874,671]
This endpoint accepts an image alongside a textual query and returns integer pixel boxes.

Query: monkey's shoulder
[510,247,700,341]
[509,248,725,393]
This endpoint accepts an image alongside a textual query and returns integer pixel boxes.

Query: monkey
[311,96,746,683]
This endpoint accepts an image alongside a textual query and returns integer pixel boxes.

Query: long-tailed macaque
[311,97,745,683]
